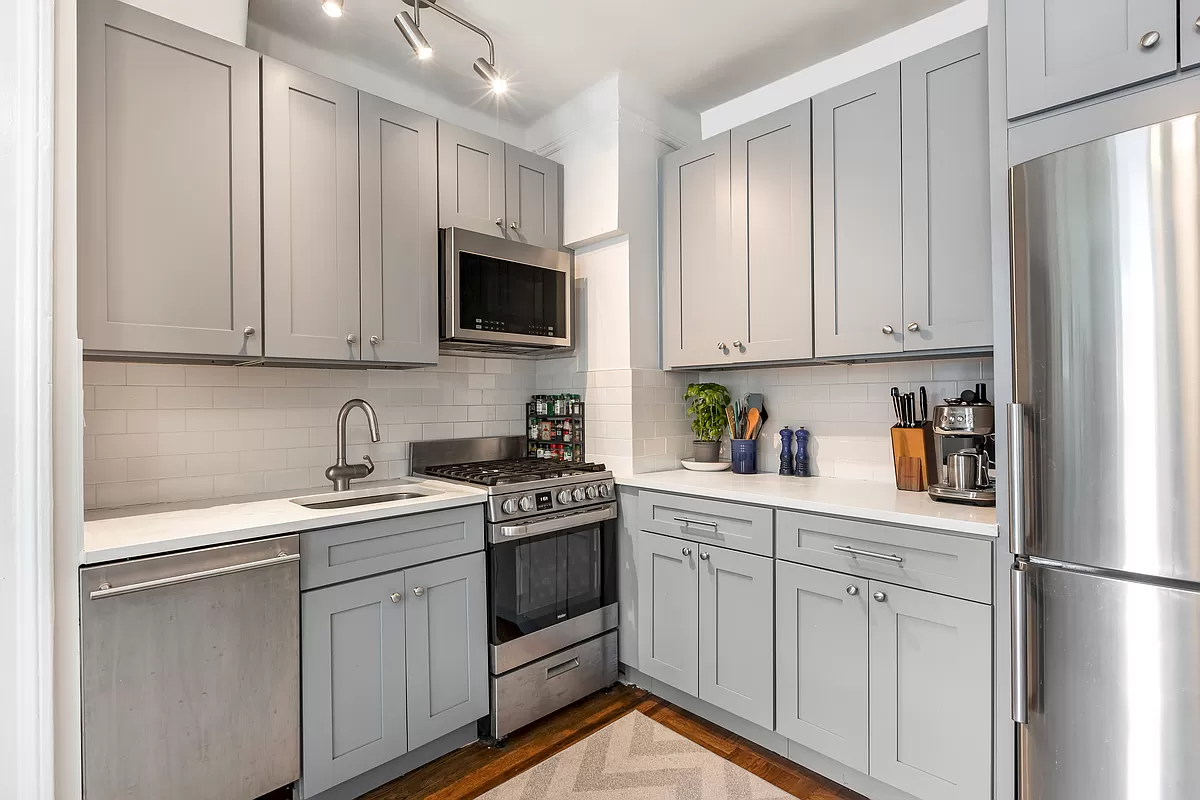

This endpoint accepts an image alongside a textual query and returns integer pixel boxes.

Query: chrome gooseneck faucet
[326,399,381,491]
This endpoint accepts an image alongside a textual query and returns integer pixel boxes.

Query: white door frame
[2,0,59,797]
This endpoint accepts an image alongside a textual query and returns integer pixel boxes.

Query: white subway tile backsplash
[85,410,127,435]
[127,455,187,482]
[95,433,158,460]
[214,387,266,408]
[157,387,213,409]
[126,409,187,433]
[84,362,126,386]
[185,409,240,431]
[95,385,156,410]
[157,431,214,456]
[185,365,238,386]
[158,475,215,502]
[126,363,185,386]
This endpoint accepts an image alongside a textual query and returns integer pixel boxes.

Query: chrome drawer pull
[674,516,718,531]
[89,552,299,600]
[546,657,581,679]
[833,545,904,564]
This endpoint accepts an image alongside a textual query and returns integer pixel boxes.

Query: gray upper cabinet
[661,134,737,369]
[301,570,408,798]
[813,65,904,358]
[775,561,868,773]
[1006,0,1178,118]
[437,122,506,238]
[901,30,992,352]
[504,145,561,249]
[78,0,262,358]
[404,552,489,750]
[263,58,361,362]
[637,531,700,695]
[1183,0,1200,69]
[698,547,774,730]
[359,93,438,366]
[868,581,991,800]
[729,102,814,364]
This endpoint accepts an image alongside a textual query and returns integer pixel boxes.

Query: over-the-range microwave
[440,227,574,355]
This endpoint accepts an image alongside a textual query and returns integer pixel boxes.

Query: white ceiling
[248,0,965,125]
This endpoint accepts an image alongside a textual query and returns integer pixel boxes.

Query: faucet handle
[362,454,375,476]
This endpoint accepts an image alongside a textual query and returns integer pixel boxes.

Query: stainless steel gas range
[411,437,618,741]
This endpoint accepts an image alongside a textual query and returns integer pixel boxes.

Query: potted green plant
[683,382,731,463]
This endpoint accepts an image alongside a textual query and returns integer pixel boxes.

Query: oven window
[488,519,616,646]
[459,251,566,338]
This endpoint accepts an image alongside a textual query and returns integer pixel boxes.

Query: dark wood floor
[357,684,868,800]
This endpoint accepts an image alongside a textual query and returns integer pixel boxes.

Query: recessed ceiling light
[321,0,343,18]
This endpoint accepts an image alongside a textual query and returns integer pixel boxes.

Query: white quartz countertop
[82,478,487,564]
[613,470,997,537]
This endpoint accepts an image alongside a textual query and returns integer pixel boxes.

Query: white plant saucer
[680,458,732,472]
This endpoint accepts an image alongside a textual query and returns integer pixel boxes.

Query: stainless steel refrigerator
[1010,112,1200,799]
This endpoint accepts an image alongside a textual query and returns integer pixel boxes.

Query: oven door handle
[493,505,617,542]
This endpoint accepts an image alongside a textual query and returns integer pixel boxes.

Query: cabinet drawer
[301,505,484,590]
[638,491,773,556]
[775,510,991,603]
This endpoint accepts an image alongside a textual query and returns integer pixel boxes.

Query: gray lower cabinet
[78,0,262,358]
[813,64,904,358]
[775,560,869,773]
[1185,1,1200,69]
[900,30,992,352]
[661,133,736,369]
[1005,0,1178,119]
[301,570,408,797]
[403,551,490,750]
[504,144,562,250]
[437,121,507,238]
[868,580,991,800]
[637,531,699,695]
[698,546,774,730]
[358,92,439,365]
[262,57,362,362]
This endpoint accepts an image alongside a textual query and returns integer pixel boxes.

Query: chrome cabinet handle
[346,333,358,345]
[1009,403,1028,557]
[546,656,580,679]
[390,592,401,603]
[833,544,904,564]
[1140,30,1161,49]
[699,551,710,561]
[846,585,859,596]
[716,341,727,351]
[369,335,380,345]
[89,552,298,600]
[907,322,920,332]
[681,547,692,557]
[732,340,743,349]
[413,586,425,597]
[495,217,504,226]
[243,326,256,337]
[1195,16,1200,29]
[882,325,894,335]
[872,590,887,602]
[509,222,519,230]
[1012,566,1028,724]
[674,516,718,531]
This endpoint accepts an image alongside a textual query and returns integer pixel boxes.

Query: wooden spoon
[745,407,761,442]
[726,406,738,439]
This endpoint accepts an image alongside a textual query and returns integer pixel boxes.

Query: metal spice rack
[527,394,585,462]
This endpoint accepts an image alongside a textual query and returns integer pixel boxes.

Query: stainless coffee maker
[928,395,995,506]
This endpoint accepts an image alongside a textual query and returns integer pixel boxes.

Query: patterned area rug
[479,711,795,799]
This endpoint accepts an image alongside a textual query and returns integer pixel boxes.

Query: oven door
[487,504,617,674]
[442,226,573,349]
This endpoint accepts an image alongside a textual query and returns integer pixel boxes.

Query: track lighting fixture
[394,12,433,60]
[472,57,507,94]
[321,0,343,18]
[394,0,509,94]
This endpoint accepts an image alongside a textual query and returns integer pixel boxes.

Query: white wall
[701,0,988,137]
[121,0,249,44]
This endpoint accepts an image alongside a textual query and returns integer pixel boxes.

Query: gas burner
[423,458,607,487]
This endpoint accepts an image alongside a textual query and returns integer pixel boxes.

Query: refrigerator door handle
[1008,403,1028,557]
[1011,564,1028,724]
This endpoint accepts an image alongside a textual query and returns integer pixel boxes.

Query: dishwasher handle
[90,552,299,600]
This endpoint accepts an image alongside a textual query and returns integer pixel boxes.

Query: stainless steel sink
[290,485,441,510]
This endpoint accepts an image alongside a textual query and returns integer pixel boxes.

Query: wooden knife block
[890,424,936,492]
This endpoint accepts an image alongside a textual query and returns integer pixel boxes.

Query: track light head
[394,12,433,60]
[473,57,507,93]
[321,0,343,18]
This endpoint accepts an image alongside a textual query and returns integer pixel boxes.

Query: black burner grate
[424,458,607,486]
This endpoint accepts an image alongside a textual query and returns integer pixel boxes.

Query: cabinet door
[730,101,813,363]
[262,58,361,361]
[301,571,407,797]
[813,65,903,358]
[868,581,991,800]
[358,92,438,366]
[775,561,868,773]
[661,134,738,369]
[637,532,699,695]
[77,0,261,358]
[1183,0,1200,69]
[404,552,489,750]
[438,122,506,238]
[505,145,562,249]
[698,546,774,729]
[1006,0,1177,119]
[901,30,992,352]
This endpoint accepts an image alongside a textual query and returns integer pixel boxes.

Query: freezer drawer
[1016,563,1200,800]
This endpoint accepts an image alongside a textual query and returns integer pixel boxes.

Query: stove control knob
[572,487,586,502]
[557,489,573,504]
[585,485,599,500]
[501,498,518,514]
[519,495,535,513]
[598,483,612,498]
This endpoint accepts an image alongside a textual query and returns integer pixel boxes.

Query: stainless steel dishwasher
[80,535,301,800]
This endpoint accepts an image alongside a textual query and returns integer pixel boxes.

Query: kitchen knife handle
[1011,565,1028,724]
[919,386,928,424]
[1008,403,1028,557]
